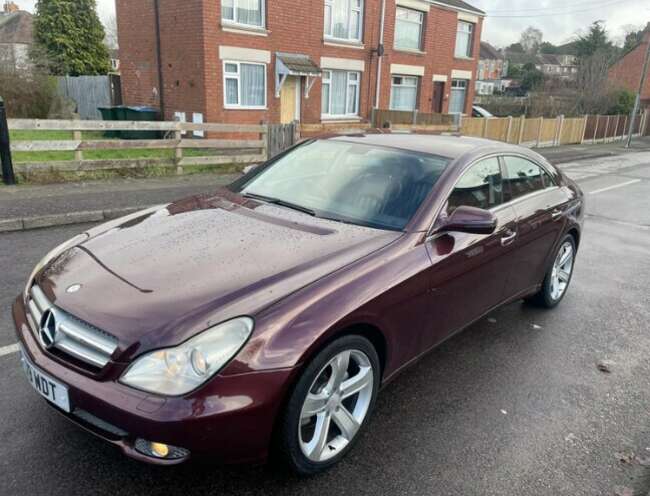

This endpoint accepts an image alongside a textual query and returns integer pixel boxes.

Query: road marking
[588,179,642,195]
[0,344,20,358]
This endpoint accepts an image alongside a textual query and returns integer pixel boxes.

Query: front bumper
[13,296,297,465]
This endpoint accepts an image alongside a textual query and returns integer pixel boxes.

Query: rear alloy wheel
[528,235,576,308]
[278,335,379,475]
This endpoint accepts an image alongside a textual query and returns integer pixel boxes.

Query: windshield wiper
[243,193,316,216]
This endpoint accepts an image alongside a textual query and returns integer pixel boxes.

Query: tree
[520,27,543,54]
[622,25,645,52]
[520,63,544,92]
[575,21,615,59]
[33,0,110,76]
[540,42,559,54]
[506,42,524,54]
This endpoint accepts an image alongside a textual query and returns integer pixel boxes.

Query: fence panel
[521,117,542,145]
[559,118,585,145]
[267,123,296,159]
[460,117,484,137]
[56,76,115,120]
[485,118,509,142]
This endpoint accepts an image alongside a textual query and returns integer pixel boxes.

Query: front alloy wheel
[279,335,380,475]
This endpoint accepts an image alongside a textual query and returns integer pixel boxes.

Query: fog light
[151,442,170,458]
[134,438,190,461]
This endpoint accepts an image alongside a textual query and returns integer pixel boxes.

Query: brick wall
[609,30,650,108]
[117,0,483,124]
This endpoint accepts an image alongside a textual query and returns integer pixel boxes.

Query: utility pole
[626,33,650,148]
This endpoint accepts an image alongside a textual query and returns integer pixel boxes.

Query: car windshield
[236,140,451,231]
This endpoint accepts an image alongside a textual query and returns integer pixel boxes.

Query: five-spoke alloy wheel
[278,335,379,475]
[528,234,577,308]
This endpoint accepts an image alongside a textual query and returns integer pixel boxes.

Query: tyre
[278,335,380,475]
[527,234,577,308]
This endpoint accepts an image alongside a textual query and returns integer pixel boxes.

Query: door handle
[551,209,564,221]
[501,230,517,247]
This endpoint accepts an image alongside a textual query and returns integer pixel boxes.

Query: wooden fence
[8,119,269,175]
[372,109,455,129]
[460,111,650,147]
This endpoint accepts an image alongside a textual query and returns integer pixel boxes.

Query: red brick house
[116,0,484,127]
[609,24,650,109]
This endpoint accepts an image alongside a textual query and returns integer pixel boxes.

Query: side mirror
[243,164,260,175]
[439,205,497,235]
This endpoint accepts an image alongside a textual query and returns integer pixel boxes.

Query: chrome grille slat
[25,285,118,370]
[56,338,107,368]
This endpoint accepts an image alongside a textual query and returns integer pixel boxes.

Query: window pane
[330,70,348,115]
[347,82,358,114]
[455,22,472,57]
[240,64,265,106]
[448,158,503,213]
[236,0,263,27]
[332,0,350,38]
[351,10,360,39]
[225,63,238,73]
[222,0,234,20]
[395,8,422,50]
[390,77,417,111]
[504,157,546,200]
[321,82,330,114]
[225,77,239,105]
[324,4,332,35]
[449,80,467,114]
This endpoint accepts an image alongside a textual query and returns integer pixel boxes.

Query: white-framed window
[390,76,418,111]
[324,0,363,42]
[394,7,424,51]
[223,61,267,109]
[321,70,360,118]
[222,0,265,28]
[449,79,468,114]
[455,21,474,58]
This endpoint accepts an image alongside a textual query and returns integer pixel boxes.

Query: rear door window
[503,156,554,202]
[447,157,503,214]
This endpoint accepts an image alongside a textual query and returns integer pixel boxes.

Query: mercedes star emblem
[39,309,57,349]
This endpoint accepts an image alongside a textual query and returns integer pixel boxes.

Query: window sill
[454,56,474,61]
[221,22,269,37]
[224,106,268,111]
[321,116,362,122]
[323,39,365,49]
[393,47,426,55]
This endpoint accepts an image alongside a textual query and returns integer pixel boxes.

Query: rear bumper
[13,296,297,465]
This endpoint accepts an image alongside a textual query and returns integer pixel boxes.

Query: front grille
[26,285,119,370]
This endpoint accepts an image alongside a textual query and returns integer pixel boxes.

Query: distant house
[538,54,577,80]
[0,2,32,71]
[476,42,508,95]
[505,51,577,80]
[109,48,120,73]
[608,24,650,109]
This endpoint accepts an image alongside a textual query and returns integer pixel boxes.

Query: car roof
[326,133,520,161]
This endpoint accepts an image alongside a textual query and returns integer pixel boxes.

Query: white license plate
[21,350,71,413]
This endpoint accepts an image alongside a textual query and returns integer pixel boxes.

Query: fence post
[482,117,489,138]
[614,115,621,141]
[506,116,513,143]
[604,116,611,143]
[73,114,84,162]
[580,115,588,144]
[174,127,183,175]
[518,115,525,144]
[536,117,543,148]
[0,97,16,185]
[412,109,419,127]
[593,115,601,144]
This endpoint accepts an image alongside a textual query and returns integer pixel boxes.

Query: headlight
[24,233,89,298]
[120,317,254,396]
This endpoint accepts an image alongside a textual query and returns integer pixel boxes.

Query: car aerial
[13,134,584,475]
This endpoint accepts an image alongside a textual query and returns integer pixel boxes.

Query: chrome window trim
[426,152,561,238]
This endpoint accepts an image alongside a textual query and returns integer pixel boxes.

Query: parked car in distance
[14,135,584,475]
[472,105,494,118]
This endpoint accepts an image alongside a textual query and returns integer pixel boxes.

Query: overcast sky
[14,0,650,48]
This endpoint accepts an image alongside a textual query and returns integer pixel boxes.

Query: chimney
[3,2,19,13]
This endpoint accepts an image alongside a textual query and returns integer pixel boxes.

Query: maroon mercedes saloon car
[14,134,584,474]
